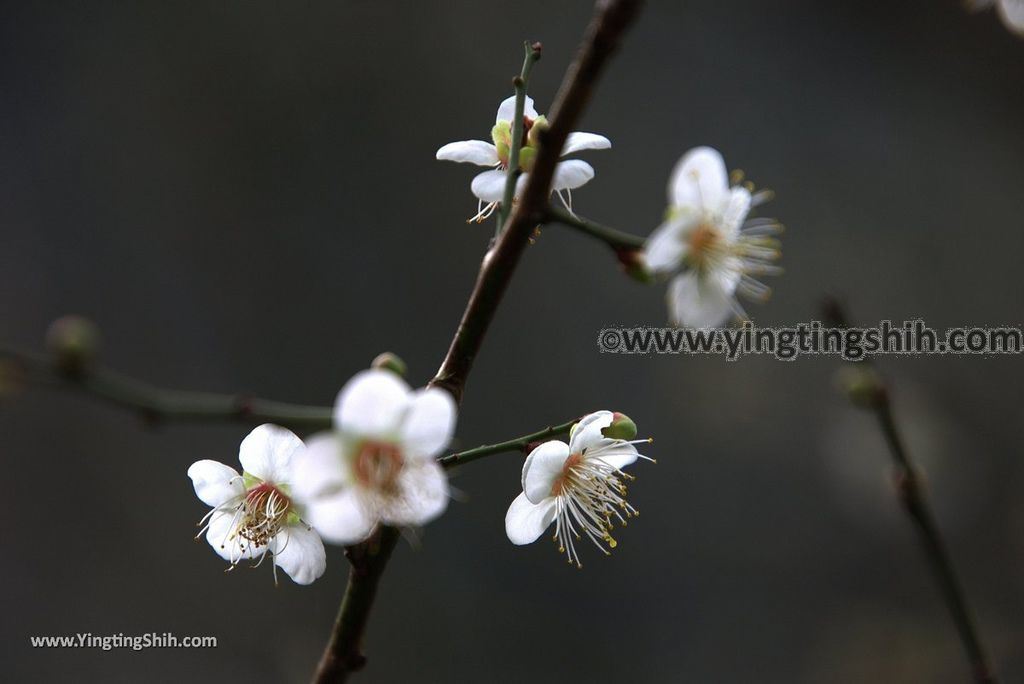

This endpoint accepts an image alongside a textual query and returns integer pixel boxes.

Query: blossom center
[551,452,583,497]
[354,441,404,494]
[492,116,542,171]
[685,221,722,272]
[238,482,292,549]
[549,450,637,568]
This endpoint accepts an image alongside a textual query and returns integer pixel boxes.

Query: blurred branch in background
[0,317,333,432]
[823,296,998,684]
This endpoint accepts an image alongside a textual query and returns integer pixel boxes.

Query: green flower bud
[834,366,885,408]
[602,412,637,440]
[615,249,652,283]
[371,352,407,378]
[45,315,100,377]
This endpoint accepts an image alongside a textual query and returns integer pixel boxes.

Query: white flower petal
[273,524,327,585]
[505,492,557,545]
[667,271,736,328]
[551,159,594,191]
[561,132,611,156]
[187,460,243,508]
[522,440,571,504]
[722,186,752,239]
[515,172,529,197]
[291,432,352,502]
[238,424,304,484]
[380,460,449,526]
[568,411,615,453]
[643,216,696,275]
[590,442,640,470]
[335,369,412,440]
[400,387,457,461]
[436,140,500,166]
[669,146,729,214]
[495,95,538,123]
[998,0,1024,32]
[305,489,375,545]
[471,168,510,202]
[206,509,263,562]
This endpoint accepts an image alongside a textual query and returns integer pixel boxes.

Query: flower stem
[0,346,332,431]
[439,419,577,469]
[544,204,645,251]
[823,298,998,684]
[497,41,543,234]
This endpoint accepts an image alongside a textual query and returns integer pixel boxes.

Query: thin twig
[544,204,645,252]
[0,346,332,431]
[823,297,997,684]
[315,2,645,681]
[497,41,543,233]
[439,419,577,469]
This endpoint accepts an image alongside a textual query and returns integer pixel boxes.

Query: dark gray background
[2,1,1022,682]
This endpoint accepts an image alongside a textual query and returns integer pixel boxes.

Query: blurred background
[2,0,1023,682]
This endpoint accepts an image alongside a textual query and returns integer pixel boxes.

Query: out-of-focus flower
[970,0,1024,35]
[188,424,326,585]
[504,410,652,568]
[643,146,783,328]
[436,95,610,222]
[293,369,456,545]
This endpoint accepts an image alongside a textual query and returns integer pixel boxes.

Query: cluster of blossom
[437,96,783,328]
[189,369,651,582]
[188,91,787,584]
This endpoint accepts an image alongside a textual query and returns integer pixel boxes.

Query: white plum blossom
[642,146,782,328]
[970,0,1024,35]
[505,411,652,568]
[292,369,456,545]
[436,95,610,222]
[188,424,326,585]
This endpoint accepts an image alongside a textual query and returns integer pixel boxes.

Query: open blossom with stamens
[436,95,610,222]
[505,411,652,568]
[292,369,456,545]
[187,424,326,585]
[642,146,783,328]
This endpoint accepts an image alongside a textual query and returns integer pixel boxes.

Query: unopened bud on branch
[602,412,637,440]
[617,249,652,283]
[45,315,100,378]
[834,366,885,408]
[371,352,407,378]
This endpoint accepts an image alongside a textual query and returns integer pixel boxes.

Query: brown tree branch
[313,2,644,681]
[313,527,401,682]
